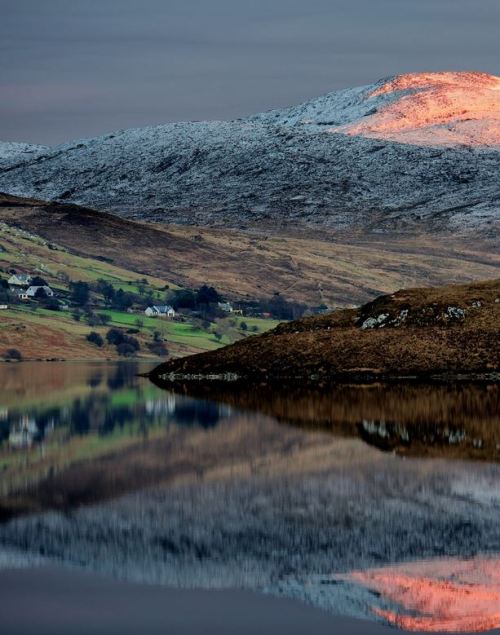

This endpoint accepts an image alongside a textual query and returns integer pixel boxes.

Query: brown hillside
[1,193,499,307]
[151,279,500,381]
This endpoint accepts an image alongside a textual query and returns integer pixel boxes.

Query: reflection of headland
[150,380,500,461]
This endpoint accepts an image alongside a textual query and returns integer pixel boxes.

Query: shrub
[147,341,168,357]
[86,332,104,347]
[42,297,60,311]
[240,321,248,331]
[116,338,140,357]
[106,328,125,346]
[5,348,22,361]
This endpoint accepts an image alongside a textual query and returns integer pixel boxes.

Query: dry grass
[1,193,499,307]
[153,279,500,380]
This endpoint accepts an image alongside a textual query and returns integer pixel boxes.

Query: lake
[0,362,499,634]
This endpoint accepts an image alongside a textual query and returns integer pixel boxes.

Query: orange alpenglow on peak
[333,71,500,147]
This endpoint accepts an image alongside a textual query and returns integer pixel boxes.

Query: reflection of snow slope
[345,556,500,632]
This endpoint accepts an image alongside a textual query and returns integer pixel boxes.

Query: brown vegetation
[151,279,500,381]
[1,193,499,307]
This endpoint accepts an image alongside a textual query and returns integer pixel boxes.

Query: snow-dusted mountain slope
[251,72,500,147]
[0,142,48,169]
[0,72,498,232]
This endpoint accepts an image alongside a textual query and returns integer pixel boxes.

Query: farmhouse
[218,301,233,313]
[26,285,55,298]
[8,273,32,287]
[145,305,175,318]
[13,289,29,301]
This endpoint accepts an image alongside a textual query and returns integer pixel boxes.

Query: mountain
[0,72,498,233]
[149,279,500,382]
[0,142,47,169]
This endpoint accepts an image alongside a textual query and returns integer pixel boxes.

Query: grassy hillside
[1,193,499,307]
[151,279,500,382]
[0,210,278,360]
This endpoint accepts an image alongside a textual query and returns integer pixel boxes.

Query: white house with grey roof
[145,305,175,318]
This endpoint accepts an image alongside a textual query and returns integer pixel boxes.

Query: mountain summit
[253,71,500,148]
[0,71,498,232]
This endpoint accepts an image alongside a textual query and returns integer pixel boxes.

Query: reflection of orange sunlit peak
[333,71,500,148]
[344,556,500,632]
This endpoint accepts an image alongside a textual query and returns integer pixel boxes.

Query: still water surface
[0,362,499,632]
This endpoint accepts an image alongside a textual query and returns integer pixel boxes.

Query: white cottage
[145,305,175,318]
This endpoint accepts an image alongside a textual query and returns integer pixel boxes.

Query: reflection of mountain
[153,381,500,461]
[343,556,500,632]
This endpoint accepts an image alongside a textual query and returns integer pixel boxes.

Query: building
[8,273,32,287]
[0,304,8,310]
[13,289,29,301]
[145,305,176,318]
[9,417,39,449]
[26,285,54,298]
[218,301,233,313]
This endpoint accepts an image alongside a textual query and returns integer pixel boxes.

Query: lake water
[0,362,499,634]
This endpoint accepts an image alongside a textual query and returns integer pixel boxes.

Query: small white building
[218,301,233,313]
[26,285,54,298]
[145,305,175,318]
[8,273,32,287]
[13,289,29,301]
[0,304,8,310]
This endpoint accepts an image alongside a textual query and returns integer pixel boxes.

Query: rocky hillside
[0,72,498,233]
[150,279,500,381]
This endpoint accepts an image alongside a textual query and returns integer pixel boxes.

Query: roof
[148,305,174,313]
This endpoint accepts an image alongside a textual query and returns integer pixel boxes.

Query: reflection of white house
[8,273,32,287]
[145,305,175,318]
[9,417,39,449]
[26,285,54,298]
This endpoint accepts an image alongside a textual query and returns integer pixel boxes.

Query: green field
[0,222,281,359]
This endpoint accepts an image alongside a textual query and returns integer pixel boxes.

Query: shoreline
[1,565,499,635]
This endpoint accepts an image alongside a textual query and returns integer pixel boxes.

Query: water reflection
[153,380,500,461]
[1,363,500,633]
[0,362,230,447]
[0,362,232,514]
[342,556,500,632]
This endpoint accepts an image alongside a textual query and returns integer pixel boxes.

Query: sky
[1,0,499,145]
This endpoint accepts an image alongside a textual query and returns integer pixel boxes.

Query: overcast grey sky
[1,0,498,145]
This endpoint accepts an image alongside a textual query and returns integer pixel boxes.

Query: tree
[196,285,220,306]
[96,279,115,303]
[86,331,104,347]
[135,317,144,329]
[240,321,248,331]
[31,276,48,286]
[70,281,90,307]
[34,287,48,299]
[112,288,134,311]
[170,289,196,310]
